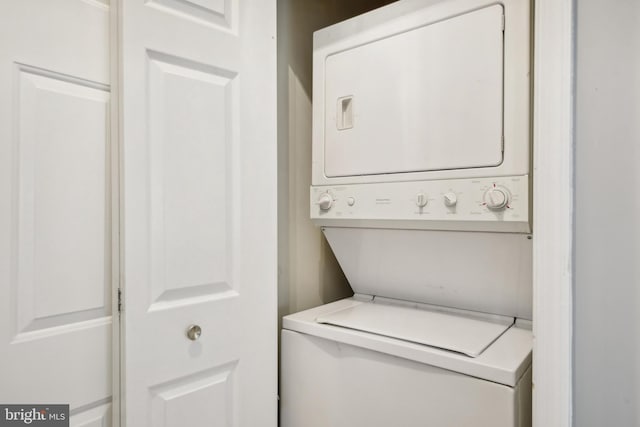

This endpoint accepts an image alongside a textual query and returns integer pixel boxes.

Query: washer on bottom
[280,297,532,427]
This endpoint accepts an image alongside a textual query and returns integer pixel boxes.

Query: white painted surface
[323,228,532,319]
[0,0,113,419]
[281,328,532,427]
[120,0,277,425]
[15,66,110,330]
[531,0,574,426]
[324,5,504,177]
[109,4,121,425]
[70,402,112,427]
[312,0,531,186]
[574,0,640,425]
[316,299,514,357]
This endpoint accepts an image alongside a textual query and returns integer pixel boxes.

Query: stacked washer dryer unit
[281,0,532,426]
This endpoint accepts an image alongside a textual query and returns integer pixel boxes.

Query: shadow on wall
[277,0,397,322]
[319,232,350,304]
[282,0,397,98]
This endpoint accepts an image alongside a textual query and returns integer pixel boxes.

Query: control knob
[416,193,428,208]
[484,187,509,210]
[443,192,457,207]
[317,193,333,211]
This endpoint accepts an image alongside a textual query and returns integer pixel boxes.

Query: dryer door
[324,4,504,177]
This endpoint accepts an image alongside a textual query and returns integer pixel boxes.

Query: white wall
[277,0,396,323]
[574,0,640,425]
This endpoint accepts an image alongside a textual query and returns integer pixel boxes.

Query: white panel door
[120,1,277,426]
[0,1,113,425]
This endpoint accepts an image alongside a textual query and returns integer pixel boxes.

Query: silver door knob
[186,325,202,341]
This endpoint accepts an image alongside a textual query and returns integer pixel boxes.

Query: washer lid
[316,299,513,358]
[322,227,533,320]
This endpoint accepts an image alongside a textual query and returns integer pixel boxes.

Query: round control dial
[484,187,510,210]
[317,193,333,211]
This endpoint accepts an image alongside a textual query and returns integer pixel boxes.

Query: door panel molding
[120,1,277,425]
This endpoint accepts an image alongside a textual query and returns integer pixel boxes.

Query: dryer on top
[310,0,532,234]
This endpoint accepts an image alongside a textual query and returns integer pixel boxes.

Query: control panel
[310,175,530,233]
